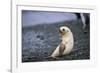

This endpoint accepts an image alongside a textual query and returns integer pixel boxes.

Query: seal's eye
[62,28,65,31]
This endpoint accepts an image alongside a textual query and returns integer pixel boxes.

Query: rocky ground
[22,20,90,62]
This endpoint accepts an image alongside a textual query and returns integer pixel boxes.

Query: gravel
[22,20,90,62]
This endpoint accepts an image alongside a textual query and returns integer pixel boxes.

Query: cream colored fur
[51,26,74,58]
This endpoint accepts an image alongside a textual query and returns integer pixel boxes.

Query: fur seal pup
[50,26,74,59]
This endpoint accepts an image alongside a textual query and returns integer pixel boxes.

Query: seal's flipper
[47,56,59,60]
[59,43,65,56]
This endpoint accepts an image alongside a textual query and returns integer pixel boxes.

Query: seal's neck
[61,32,72,42]
[61,33,69,38]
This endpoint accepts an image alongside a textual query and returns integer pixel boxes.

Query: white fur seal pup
[50,26,74,59]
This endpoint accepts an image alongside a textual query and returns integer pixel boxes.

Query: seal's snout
[59,28,63,33]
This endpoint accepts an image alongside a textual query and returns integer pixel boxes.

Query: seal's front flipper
[59,43,65,56]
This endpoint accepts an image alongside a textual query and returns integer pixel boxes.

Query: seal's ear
[66,29,69,33]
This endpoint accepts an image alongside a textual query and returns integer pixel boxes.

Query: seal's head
[59,26,71,35]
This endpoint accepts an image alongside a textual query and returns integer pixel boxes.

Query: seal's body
[50,26,74,59]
